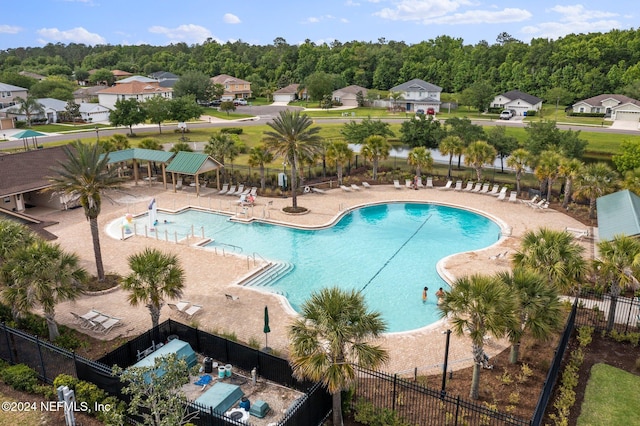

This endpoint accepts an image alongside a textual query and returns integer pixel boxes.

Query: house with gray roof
[273,84,305,103]
[491,90,543,116]
[0,82,28,109]
[332,85,368,107]
[1,98,67,124]
[572,94,640,123]
[388,79,442,113]
[149,71,180,88]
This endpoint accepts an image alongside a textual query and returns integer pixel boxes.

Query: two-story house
[97,76,173,110]
[388,79,442,113]
[0,82,28,109]
[210,74,252,101]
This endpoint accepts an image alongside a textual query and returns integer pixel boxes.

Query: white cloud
[36,27,106,45]
[304,14,340,24]
[374,0,473,21]
[148,24,213,44]
[0,25,21,34]
[432,8,532,25]
[522,5,621,40]
[223,13,241,24]
[345,0,361,6]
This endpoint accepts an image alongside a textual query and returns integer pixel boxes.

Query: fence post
[392,373,397,411]
[35,335,47,382]
[2,322,14,364]
[454,395,460,426]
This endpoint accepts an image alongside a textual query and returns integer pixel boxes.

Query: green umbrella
[263,305,271,352]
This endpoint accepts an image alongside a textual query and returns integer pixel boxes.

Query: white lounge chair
[311,187,326,194]
[96,317,123,335]
[533,201,550,210]
[426,177,433,188]
[231,185,245,196]
[249,187,258,197]
[521,194,539,206]
[529,199,547,209]
[496,187,508,201]
[175,179,183,190]
[340,185,353,192]
[565,227,590,239]
[478,183,490,194]
[437,180,453,190]
[487,184,500,196]
[471,182,483,192]
[351,184,361,191]
[362,182,372,189]
[453,180,463,191]
[507,191,518,202]
[217,183,229,195]
[239,187,251,196]
[393,180,403,189]
[225,185,236,196]
[182,304,202,319]
[461,181,474,192]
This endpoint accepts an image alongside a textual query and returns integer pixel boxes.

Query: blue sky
[0,0,635,50]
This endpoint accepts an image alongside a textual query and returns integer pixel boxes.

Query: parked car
[209,99,222,107]
[499,110,513,120]
[234,98,248,106]
[426,107,435,115]
[416,109,425,115]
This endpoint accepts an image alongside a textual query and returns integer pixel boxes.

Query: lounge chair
[311,187,326,194]
[437,180,453,190]
[217,183,229,195]
[183,304,202,319]
[461,181,474,192]
[405,179,413,189]
[96,317,123,335]
[495,187,508,200]
[225,294,239,301]
[565,227,590,239]
[351,184,361,191]
[393,180,403,189]
[471,182,483,192]
[239,187,251,196]
[340,185,352,192]
[426,177,433,188]
[487,184,500,196]
[416,177,425,188]
[489,250,508,260]
[176,179,183,190]
[249,187,258,197]
[533,201,550,210]
[453,180,463,191]
[507,191,518,202]
[225,185,237,196]
[521,194,539,206]
[232,185,245,196]
[478,183,490,194]
[529,199,547,209]
[361,182,372,189]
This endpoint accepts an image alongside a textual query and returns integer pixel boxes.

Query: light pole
[441,329,451,397]
[95,126,99,142]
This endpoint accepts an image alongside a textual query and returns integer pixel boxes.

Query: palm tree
[512,227,586,294]
[558,157,584,209]
[439,135,464,179]
[0,220,36,265]
[121,248,185,329]
[464,140,496,182]
[326,140,353,185]
[407,146,433,179]
[361,135,391,180]
[138,137,163,151]
[247,145,274,190]
[506,148,534,196]
[263,110,322,210]
[205,132,239,182]
[573,162,618,219]
[438,274,517,400]
[593,235,640,331]
[621,167,640,196]
[389,91,404,111]
[496,268,563,364]
[11,95,44,127]
[48,141,122,281]
[170,142,193,153]
[289,287,388,426]
[0,241,87,340]
[534,150,563,201]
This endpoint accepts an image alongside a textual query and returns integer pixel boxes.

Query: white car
[499,110,513,120]
[233,98,248,106]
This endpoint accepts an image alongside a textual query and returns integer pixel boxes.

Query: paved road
[1,105,637,151]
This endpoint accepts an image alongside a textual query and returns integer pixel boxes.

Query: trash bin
[204,357,213,373]
[218,366,226,379]
[523,111,527,116]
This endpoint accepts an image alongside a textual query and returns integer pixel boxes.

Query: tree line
[3,29,640,104]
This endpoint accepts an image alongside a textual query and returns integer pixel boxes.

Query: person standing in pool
[422,286,428,302]
[436,287,445,305]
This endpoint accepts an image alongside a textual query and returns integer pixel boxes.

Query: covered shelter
[596,189,640,241]
[165,151,224,196]
[104,148,174,188]
[12,129,47,151]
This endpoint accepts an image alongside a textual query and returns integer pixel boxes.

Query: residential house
[572,94,640,122]
[79,103,111,123]
[1,98,67,124]
[73,85,105,103]
[211,74,252,101]
[0,82,28,109]
[19,71,46,81]
[111,69,133,80]
[273,84,303,103]
[388,79,442,113]
[149,71,180,88]
[332,85,368,107]
[0,145,73,213]
[491,90,543,115]
[97,78,173,110]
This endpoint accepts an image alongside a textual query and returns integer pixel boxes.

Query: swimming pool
[111,203,501,332]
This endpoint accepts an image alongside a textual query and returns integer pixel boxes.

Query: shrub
[525,110,537,117]
[54,332,85,351]
[0,364,38,393]
[220,127,243,135]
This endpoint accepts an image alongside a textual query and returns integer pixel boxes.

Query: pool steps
[242,261,294,291]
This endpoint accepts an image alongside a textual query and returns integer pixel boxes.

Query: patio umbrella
[263,305,271,352]
[12,129,47,150]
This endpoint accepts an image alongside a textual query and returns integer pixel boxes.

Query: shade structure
[12,129,47,150]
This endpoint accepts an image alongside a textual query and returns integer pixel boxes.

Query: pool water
[118,203,501,333]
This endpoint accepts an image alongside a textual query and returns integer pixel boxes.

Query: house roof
[73,86,105,97]
[576,94,640,108]
[97,81,172,95]
[211,74,250,85]
[0,98,67,113]
[149,71,179,80]
[500,90,542,105]
[596,189,640,241]
[116,75,158,84]
[274,84,300,94]
[78,103,110,113]
[390,79,442,93]
[111,70,133,77]
[0,82,28,92]
[165,152,223,175]
[0,146,70,197]
[18,71,46,80]
[334,85,368,95]
[104,148,174,164]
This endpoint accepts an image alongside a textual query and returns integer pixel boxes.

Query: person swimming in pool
[436,287,445,304]
[422,286,428,302]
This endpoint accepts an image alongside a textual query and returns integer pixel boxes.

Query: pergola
[104,148,175,189]
[165,151,224,196]
[596,189,640,241]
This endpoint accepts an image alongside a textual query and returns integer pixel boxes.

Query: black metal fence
[572,291,640,333]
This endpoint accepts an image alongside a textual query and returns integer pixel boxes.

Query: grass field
[0,393,44,426]
[576,363,640,426]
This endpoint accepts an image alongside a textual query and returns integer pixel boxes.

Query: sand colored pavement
[44,181,593,376]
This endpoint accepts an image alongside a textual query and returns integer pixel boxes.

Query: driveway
[609,120,639,131]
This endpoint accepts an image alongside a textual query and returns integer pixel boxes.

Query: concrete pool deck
[41,181,594,376]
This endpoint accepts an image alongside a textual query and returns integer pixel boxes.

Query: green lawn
[577,363,640,426]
